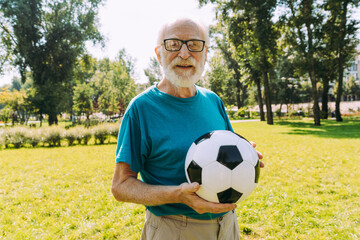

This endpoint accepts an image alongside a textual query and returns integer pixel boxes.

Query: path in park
[249,101,360,114]
[230,119,260,123]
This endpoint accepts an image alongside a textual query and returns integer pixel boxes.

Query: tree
[0,86,31,125]
[208,24,249,109]
[73,82,93,119]
[274,55,300,112]
[206,50,236,106]
[144,57,162,86]
[92,50,137,117]
[199,0,279,125]
[0,0,104,125]
[324,0,360,121]
[344,74,360,100]
[279,0,325,126]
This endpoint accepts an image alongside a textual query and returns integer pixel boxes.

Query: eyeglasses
[163,39,205,52]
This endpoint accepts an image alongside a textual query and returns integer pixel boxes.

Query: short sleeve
[115,111,148,173]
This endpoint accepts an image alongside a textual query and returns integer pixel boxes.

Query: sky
[0,0,216,86]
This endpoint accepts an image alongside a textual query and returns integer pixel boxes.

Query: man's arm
[111,162,237,214]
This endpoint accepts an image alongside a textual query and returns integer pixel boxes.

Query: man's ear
[155,47,162,65]
[204,46,209,63]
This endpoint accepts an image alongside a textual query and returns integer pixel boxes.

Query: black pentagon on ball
[217,187,243,203]
[194,131,214,145]
[254,160,261,183]
[187,160,202,185]
[216,145,243,170]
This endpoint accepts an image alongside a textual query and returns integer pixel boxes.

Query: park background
[1,0,360,239]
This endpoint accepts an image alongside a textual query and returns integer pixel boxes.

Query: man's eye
[171,41,180,47]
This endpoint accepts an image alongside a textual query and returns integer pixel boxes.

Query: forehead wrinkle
[156,18,209,47]
[164,21,203,39]
[166,34,202,40]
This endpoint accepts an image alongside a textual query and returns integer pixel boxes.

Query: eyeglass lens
[164,39,204,52]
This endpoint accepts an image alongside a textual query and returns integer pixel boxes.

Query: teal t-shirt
[115,84,233,220]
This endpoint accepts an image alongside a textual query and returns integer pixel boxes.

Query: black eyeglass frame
[163,38,206,52]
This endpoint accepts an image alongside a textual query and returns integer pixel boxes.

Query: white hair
[156,18,210,48]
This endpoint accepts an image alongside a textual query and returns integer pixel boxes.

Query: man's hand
[177,182,237,214]
[250,141,265,168]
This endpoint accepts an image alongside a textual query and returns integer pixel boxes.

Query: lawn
[0,120,359,239]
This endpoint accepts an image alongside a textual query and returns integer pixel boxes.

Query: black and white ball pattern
[184,130,260,203]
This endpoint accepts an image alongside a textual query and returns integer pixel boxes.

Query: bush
[73,126,92,145]
[0,121,119,149]
[25,128,42,147]
[0,128,6,148]
[234,107,250,119]
[42,126,62,147]
[4,127,27,148]
[107,123,120,138]
[93,124,110,144]
[63,128,77,146]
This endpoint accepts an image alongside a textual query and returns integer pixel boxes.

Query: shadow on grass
[275,119,360,139]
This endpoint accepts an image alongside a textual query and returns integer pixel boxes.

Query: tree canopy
[0,0,104,124]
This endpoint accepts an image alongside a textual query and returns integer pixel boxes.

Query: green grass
[1,120,359,239]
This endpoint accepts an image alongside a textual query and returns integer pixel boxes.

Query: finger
[196,201,237,214]
[250,141,256,148]
[210,202,237,213]
[260,161,265,168]
[181,182,199,194]
[257,151,263,159]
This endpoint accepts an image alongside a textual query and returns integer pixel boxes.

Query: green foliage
[0,0,104,125]
[74,126,93,145]
[63,127,77,146]
[344,75,360,99]
[0,86,33,124]
[0,123,121,149]
[0,128,4,147]
[92,124,110,144]
[42,126,63,147]
[107,123,120,138]
[235,107,250,119]
[201,0,278,124]
[144,56,162,85]
[72,83,93,118]
[226,105,236,119]
[24,128,42,147]
[0,106,11,123]
[206,51,236,106]
[91,51,137,116]
[1,126,27,148]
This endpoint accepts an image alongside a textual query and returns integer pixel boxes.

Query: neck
[157,78,197,98]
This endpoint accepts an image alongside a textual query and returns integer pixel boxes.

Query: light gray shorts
[140,209,241,240]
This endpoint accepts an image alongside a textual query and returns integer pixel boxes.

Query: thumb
[182,182,200,193]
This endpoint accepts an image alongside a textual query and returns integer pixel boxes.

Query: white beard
[161,55,205,88]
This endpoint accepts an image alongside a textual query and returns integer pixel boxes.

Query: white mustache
[170,57,196,67]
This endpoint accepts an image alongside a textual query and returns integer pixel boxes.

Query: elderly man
[111,18,263,240]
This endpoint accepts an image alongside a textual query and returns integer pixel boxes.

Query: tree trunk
[39,114,43,127]
[335,63,344,121]
[335,1,348,122]
[309,71,321,126]
[48,114,58,125]
[235,78,242,109]
[321,77,329,119]
[303,1,321,126]
[255,77,265,121]
[241,84,248,109]
[262,71,273,125]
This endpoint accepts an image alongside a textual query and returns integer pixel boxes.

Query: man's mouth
[175,65,193,69]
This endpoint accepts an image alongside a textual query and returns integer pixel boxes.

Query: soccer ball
[184,130,260,203]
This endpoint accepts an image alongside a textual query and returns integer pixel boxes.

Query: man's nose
[178,44,190,59]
